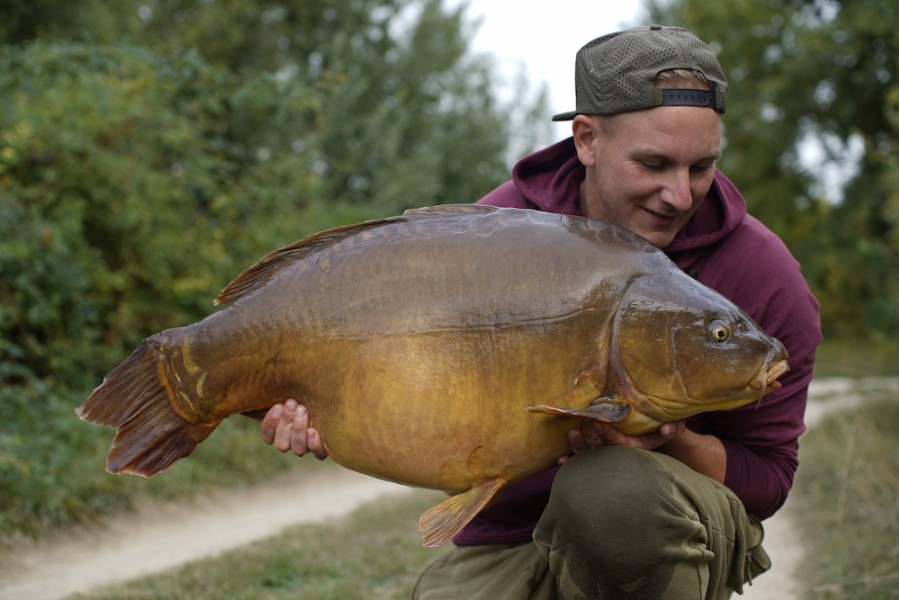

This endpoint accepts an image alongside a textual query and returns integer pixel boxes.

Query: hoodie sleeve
[476,181,538,209]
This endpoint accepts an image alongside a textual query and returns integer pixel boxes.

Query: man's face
[575,106,722,248]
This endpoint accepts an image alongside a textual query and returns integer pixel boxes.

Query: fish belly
[294,325,597,492]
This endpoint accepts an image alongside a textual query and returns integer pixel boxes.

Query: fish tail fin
[418,478,506,548]
[77,338,217,477]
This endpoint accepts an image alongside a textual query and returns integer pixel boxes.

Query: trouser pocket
[727,498,771,593]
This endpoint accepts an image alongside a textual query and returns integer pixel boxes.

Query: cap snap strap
[658,88,717,108]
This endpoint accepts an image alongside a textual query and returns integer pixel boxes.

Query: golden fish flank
[77,204,789,548]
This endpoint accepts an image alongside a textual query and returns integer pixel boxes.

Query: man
[261,25,821,599]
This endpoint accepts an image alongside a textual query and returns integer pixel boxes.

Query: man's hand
[562,418,727,483]
[560,419,686,463]
[260,399,328,460]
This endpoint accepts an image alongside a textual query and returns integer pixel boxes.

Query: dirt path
[739,376,899,600]
[737,378,846,600]
[1,377,895,600]
[0,470,413,600]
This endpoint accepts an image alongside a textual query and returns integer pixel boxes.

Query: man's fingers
[260,399,328,460]
[260,403,283,445]
[273,400,299,452]
[567,428,587,453]
[307,428,328,461]
[663,420,686,438]
[289,405,311,456]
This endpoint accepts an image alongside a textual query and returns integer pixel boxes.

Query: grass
[793,392,899,599]
[813,338,899,377]
[0,389,309,548]
[71,489,450,600]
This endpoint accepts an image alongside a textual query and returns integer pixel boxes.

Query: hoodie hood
[508,137,747,252]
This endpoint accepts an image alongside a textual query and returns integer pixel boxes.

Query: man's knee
[534,447,711,591]
[544,447,682,536]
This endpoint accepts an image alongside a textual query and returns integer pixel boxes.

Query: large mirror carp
[78,205,789,547]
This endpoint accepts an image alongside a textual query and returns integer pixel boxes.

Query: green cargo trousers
[413,447,771,600]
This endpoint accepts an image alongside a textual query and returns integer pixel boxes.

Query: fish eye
[709,321,731,343]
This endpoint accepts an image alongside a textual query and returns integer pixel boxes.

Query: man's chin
[636,229,677,248]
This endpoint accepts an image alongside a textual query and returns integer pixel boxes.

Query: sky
[450,0,648,140]
[444,1,858,200]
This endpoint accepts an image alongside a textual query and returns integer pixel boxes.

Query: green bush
[0,42,328,539]
[0,24,522,541]
[0,42,325,390]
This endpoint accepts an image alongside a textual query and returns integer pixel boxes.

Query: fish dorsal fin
[525,399,630,422]
[214,216,400,306]
[418,477,505,548]
[214,205,502,306]
[403,203,498,216]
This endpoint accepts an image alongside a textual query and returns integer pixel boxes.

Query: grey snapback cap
[552,25,728,120]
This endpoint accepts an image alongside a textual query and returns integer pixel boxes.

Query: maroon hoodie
[454,138,822,545]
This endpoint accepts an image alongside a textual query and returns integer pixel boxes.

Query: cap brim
[551,111,578,122]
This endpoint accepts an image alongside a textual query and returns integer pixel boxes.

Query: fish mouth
[752,358,790,398]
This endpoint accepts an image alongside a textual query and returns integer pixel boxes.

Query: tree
[3,0,535,213]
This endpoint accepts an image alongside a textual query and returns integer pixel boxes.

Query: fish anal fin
[419,478,506,548]
[526,400,630,423]
[240,409,268,422]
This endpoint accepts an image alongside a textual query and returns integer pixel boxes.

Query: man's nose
[660,170,694,213]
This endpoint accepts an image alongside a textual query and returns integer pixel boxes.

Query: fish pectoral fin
[419,478,506,548]
[525,400,630,423]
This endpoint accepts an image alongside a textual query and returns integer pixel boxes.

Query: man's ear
[572,115,598,168]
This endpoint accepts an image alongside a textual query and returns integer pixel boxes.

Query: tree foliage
[0,42,322,390]
[1,0,530,390]
[0,1,547,536]
[649,0,899,338]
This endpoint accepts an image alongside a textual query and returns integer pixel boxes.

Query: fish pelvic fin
[419,478,506,548]
[525,400,630,423]
[76,338,218,477]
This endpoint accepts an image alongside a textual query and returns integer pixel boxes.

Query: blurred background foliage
[0,0,897,539]
[649,0,899,338]
[0,0,546,537]
[0,0,534,394]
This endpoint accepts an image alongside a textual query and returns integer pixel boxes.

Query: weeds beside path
[738,377,898,600]
[0,469,415,600]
